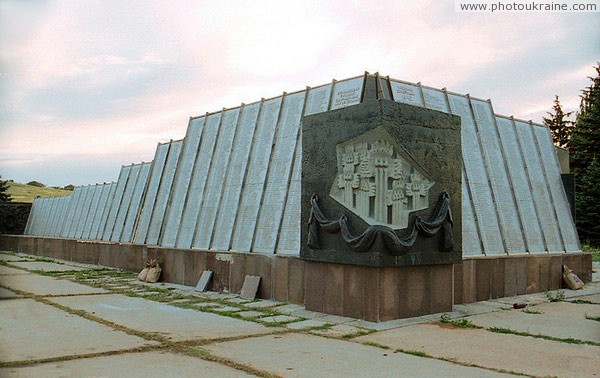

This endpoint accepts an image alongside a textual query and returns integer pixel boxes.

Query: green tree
[543,95,573,148]
[0,176,12,202]
[570,63,600,246]
[575,158,600,246]
[26,181,45,188]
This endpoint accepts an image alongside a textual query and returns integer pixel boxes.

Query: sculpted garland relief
[330,135,434,229]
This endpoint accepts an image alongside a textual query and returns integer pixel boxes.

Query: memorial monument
[4,72,589,322]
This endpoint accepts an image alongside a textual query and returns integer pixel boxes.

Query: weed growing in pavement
[488,327,600,346]
[396,348,432,358]
[522,308,544,315]
[341,329,375,339]
[440,313,482,329]
[585,314,600,322]
[544,290,565,302]
[571,299,593,304]
[362,341,390,350]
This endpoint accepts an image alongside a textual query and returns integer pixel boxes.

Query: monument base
[304,260,453,322]
[0,235,593,322]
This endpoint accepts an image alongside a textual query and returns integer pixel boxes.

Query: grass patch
[488,327,600,346]
[341,329,374,339]
[440,313,482,329]
[396,348,433,358]
[585,314,600,322]
[522,308,544,315]
[6,181,73,203]
[544,290,565,302]
[571,299,593,304]
[582,244,600,262]
[362,341,390,350]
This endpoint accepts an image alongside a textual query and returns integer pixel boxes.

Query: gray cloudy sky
[0,0,598,186]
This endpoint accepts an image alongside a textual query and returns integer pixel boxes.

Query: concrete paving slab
[49,294,274,342]
[0,351,254,377]
[453,301,512,316]
[347,316,430,331]
[213,306,243,313]
[236,310,265,318]
[317,314,356,324]
[204,333,513,377]
[0,287,20,298]
[0,274,108,296]
[9,261,89,272]
[0,299,155,363]
[0,253,32,262]
[285,319,330,330]
[310,323,367,338]
[0,265,30,275]
[243,299,282,308]
[568,293,600,304]
[466,302,600,343]
[259,315,299,323]
[275,303,304,314]
[356,323,599,378]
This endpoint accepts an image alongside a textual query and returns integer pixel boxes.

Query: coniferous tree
[570,63,600,246]
[543,95,573,148]
[0,176,11,202]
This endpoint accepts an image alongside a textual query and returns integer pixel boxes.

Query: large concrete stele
[301,98,462,267]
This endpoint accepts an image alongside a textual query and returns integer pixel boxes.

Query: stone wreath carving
[307,192,453,255]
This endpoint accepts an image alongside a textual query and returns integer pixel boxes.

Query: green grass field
[6,182,73,203]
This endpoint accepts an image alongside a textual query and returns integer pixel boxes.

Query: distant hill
[6,182,73,203]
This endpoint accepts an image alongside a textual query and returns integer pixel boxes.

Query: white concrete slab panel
[0,274,108,296]
[146,140,183,245]
[471,99,525,254]
[51,196,71,237]
[133,142,170,244]
[62,186,83,238]
[253,91,305,253]
[211,103,261,251]
[356,323,599,378]
[161,117,205,247]
[0,299,154,363]
[68,185,90,238]
[448,93,504,254]
[80,185,102,239]
[193,108,240,249]
[423,86,450,112]
[304,84,332,115]
[49,294,272,341]
[111,163,142,242]
[102,165,132,240]
[514,120,563,251]
[93,182,117,240]
[39,197,57,236]
[88,184,111,240]
[177,112,222,248]
[461,173,482,256]
[231,97,282,252]
[330,76,363,110]
[496,117,545,252]
[276,138,302,255]
[390,80,425,106]
[121,162,151,243]
[205,333,511,377]
[533,125,580,251]
[0,351,255,378]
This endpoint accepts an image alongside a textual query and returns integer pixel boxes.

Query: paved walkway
[1,251,598,377]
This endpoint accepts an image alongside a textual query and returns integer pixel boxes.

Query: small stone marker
[195,270,213,292]
[240,275,261,300]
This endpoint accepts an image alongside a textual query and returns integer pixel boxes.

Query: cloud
[0,0,598,185]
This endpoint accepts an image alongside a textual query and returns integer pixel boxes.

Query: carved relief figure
[331,139,434,229]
